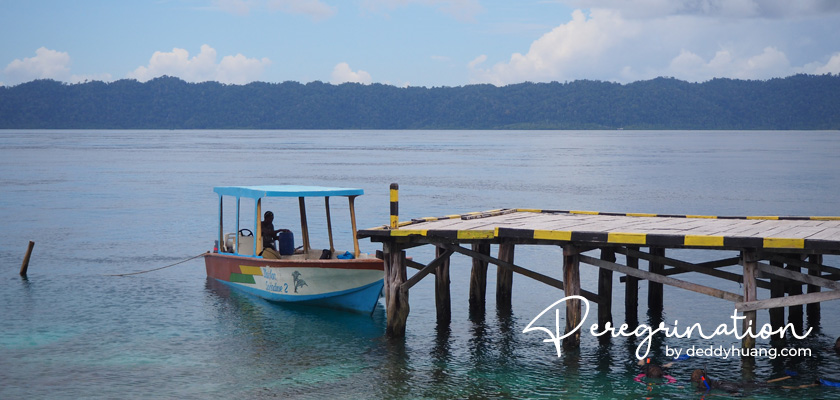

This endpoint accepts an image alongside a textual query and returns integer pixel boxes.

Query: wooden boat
[204,185,384,314]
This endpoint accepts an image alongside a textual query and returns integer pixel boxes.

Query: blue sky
[2,0,839,87]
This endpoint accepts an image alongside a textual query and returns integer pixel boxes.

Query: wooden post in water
[469,243,490,316]
[435,245,452,324]
[389,183,399,229]
[563,245,581,348]
[20,241,35,277]
[385,241,409,337]
[741,249,758,351]
[496,242,515,311]
[768,260,786,332]
[598,248,615,332]
[648,247,665,313]
[807,254,822,326]
[624,246,639,326]
[786,258,804,329]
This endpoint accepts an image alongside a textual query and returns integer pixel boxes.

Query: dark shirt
[261,220,277,249]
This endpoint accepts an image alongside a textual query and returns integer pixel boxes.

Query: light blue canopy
[214,185,364,199]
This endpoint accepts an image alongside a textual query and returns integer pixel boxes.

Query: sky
[1,0,840,87]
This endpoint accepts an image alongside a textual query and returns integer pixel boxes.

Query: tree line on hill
[1,74,838,130]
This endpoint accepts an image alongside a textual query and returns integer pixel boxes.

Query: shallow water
[1,130,839,399]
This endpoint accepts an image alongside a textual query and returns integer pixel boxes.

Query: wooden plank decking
[361,186,840,346]
[361,209,840,252]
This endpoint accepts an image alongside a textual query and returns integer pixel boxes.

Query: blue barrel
[277,230,295,255]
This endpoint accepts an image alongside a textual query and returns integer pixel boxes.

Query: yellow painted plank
[517,208,543,213]
[684,235,724,247]
[764,237,805,249]
[608,232,647,245]
[534,230,572,241]
[811,216,840,221]
[686,215,717,219]
[457,230,495,240]
[391,229,427,237]
[239,265,264,276]
[627,213,657,217]
[747,216,779,220]
[570,210,599,215]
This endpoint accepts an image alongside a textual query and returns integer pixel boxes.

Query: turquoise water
[1,130,839,399]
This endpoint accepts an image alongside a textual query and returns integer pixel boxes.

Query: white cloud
[469,9,634,85]
[471,5,840,85]
[331,62,372,84]
[665,47,791,82]
[468,54,486,69]
[361,0,483,21]
[3,47,72,84]
[812,53,840,74]
[128,45,271,84]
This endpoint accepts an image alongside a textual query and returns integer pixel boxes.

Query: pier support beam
[435,245,452,324]
[624,246,639,326]
[807,254,822,327]
[768,260,785,333]
[496,243,515,311]
[385,241,409,337]
[469,243,490,316]
[786,258,804,330]
[598,248,615,332]
[741,249,758,351]
[563,245,581,348]
[648,247,665,312]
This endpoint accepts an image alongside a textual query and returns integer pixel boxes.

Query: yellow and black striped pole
[390,183,399,229]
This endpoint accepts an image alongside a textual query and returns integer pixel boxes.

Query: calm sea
[1,130,839,399]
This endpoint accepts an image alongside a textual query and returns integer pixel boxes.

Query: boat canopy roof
[214,185,364,199]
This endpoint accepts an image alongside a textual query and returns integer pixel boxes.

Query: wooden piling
[435,245,452,324]
[741,249,758,351]
[469,243,490,315]
[598,248,615,332]
[648,247,665,311]
[768,260,786,332]
[20,241,35,277]
[624,246,639,326]
[385,241,409,337]
[807,254,822,326]
[786,259,804,329]
[389,183,399,229]
[563,245,581,348]
[496,243,515,311]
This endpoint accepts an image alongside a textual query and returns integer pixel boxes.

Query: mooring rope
[105,252,207,277]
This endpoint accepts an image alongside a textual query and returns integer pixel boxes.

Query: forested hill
[1,74,838,130]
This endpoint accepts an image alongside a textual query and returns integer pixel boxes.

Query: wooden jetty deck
[359,184,840,350]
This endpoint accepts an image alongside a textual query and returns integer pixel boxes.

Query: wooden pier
[359,184,840,350]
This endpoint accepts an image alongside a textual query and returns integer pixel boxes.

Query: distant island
[1,74,838,130]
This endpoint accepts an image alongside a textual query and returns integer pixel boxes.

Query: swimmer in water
[639,358,664,378]
[691,369,801,393]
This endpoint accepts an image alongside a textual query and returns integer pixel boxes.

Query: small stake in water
[20,241,35,277]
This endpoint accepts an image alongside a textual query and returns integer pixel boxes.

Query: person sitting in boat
[261,211,290,255]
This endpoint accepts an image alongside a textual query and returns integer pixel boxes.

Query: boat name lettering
[262,267,277,280]
[266,282,288,293]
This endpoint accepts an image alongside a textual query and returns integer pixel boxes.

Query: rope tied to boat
[105,252,207,277]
